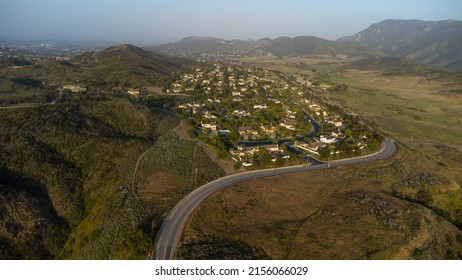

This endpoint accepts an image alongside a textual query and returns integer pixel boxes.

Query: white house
[253,104,267,110]
[320,135,337,144]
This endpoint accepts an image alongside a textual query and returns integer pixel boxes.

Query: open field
[178,58,462,259]
[329,69,462,148]
[242,55,356,73]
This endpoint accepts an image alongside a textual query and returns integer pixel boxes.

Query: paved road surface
[155,138,396,259]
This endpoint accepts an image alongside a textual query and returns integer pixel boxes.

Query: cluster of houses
[169,64,301,98]
[237,124,278,140]
[171,64,372,165]
[158,45,267,62]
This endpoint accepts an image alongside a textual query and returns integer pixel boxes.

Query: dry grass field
[330,70,462,148]
[138,172,188,200]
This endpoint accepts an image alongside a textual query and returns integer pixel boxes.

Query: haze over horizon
[1,0,462,45]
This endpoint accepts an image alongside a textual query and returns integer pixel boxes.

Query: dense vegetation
[0,93,224,259]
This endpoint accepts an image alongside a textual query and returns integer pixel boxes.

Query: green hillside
[0,98,224,259]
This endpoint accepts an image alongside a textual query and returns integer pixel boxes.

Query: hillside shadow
[0,167,70,259]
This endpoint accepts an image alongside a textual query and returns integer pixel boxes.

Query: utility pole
[191,140,198,187]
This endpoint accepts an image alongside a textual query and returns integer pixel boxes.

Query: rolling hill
[71,44,195,86]
[339,19,462,70]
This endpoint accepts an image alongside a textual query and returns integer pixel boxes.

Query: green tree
[319,148,330,160]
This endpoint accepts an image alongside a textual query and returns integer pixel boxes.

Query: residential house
[253,104,267,110]
[331,128,343,138]
[238,126,258,140]
[201,121,217,131]
[260,143,280,153]
[279,118,297,131]
[203,110,217,120]
[233,109,249,117]
[230,145,258,160]
[309,104,322,112]
[326,116,343,128]
[295,140,323,155]
[260,125,278,138]
[320,135,337,144]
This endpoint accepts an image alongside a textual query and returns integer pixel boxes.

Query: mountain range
[339,19,462,70]
[156,19,462,71]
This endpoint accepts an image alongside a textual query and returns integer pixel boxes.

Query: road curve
[155,138,396,259]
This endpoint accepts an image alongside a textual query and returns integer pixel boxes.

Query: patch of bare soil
[138,172,187,200]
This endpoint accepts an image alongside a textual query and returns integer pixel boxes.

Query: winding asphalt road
[155,138,396,259]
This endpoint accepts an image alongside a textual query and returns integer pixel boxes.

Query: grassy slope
[178,59,462,259]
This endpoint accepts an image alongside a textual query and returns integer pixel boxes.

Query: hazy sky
[1,0,461,44]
